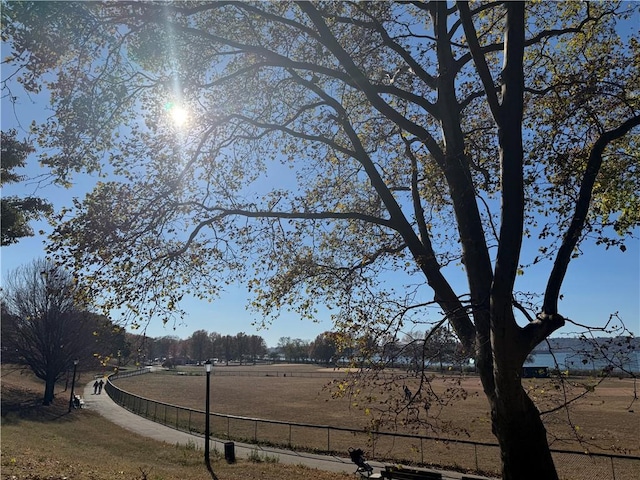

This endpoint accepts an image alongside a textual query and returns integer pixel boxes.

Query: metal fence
[105,369,640,480]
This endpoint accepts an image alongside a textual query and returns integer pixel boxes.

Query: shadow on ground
[1,384,78,424]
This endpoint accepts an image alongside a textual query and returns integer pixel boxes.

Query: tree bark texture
[490,383,559,480]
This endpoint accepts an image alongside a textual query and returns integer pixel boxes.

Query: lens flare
[165,102,189,128]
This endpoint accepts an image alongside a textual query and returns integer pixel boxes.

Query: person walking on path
[93,380,99,395]
[98,379,104,394]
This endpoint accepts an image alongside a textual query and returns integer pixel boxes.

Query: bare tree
[2,259,101,404]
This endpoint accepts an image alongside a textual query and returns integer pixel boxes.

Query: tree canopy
[3,2,638,478]
[0,130,52,246]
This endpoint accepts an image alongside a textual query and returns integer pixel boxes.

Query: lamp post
[204,360,212,473]
[68,359,79,412]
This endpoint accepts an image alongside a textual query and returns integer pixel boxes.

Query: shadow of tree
[1,384,76,423]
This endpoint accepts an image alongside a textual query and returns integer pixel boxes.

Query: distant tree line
[125,325,470,371]
[132,330,269,367]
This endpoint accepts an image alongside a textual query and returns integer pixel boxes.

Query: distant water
[529,351,640,373]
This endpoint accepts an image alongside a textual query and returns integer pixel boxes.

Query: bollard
[224,441,236,463]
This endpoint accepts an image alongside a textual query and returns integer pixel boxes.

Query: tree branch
[367,13,438,90]
[457,1,502,124]
[490,2,525,315]
[159,205,396,261]
[543,114,640,316]
[296,1,447,167]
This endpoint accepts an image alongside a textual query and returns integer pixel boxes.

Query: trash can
[224,441,236,463]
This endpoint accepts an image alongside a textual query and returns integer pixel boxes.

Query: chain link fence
[105,369,639,480]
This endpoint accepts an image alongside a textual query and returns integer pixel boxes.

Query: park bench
[381,466,442,480]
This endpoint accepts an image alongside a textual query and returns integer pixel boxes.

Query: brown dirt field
[111,364,640,480]
[114,365,638,453]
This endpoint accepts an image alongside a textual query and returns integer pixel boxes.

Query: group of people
[93,378,105,395]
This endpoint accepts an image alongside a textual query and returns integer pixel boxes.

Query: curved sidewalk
[82,381,484,480]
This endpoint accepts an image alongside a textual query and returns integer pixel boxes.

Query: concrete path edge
[82,381,490,480]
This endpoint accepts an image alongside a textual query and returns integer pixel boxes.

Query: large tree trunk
[475,301,560,480]
[43,375,56,405]
[489,364,559,480]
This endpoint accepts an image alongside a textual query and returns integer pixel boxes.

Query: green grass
[247,448,280,464]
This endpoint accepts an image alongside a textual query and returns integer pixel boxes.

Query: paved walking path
[82,381,488,480]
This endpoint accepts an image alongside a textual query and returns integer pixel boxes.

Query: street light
[204,360,213,474]
[68,359,79,412]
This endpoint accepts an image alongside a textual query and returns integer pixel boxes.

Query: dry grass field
[114,364,638,452]
[0,365,353,480]
[112,363,640,480]
[3,363,637,480]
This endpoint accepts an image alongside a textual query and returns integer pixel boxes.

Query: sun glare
[165,102,189,128]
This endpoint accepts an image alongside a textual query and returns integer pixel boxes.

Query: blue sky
[0,102,338,346]
[2,214,637,347]
[2,41,638,349]
[3,111,638,347]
